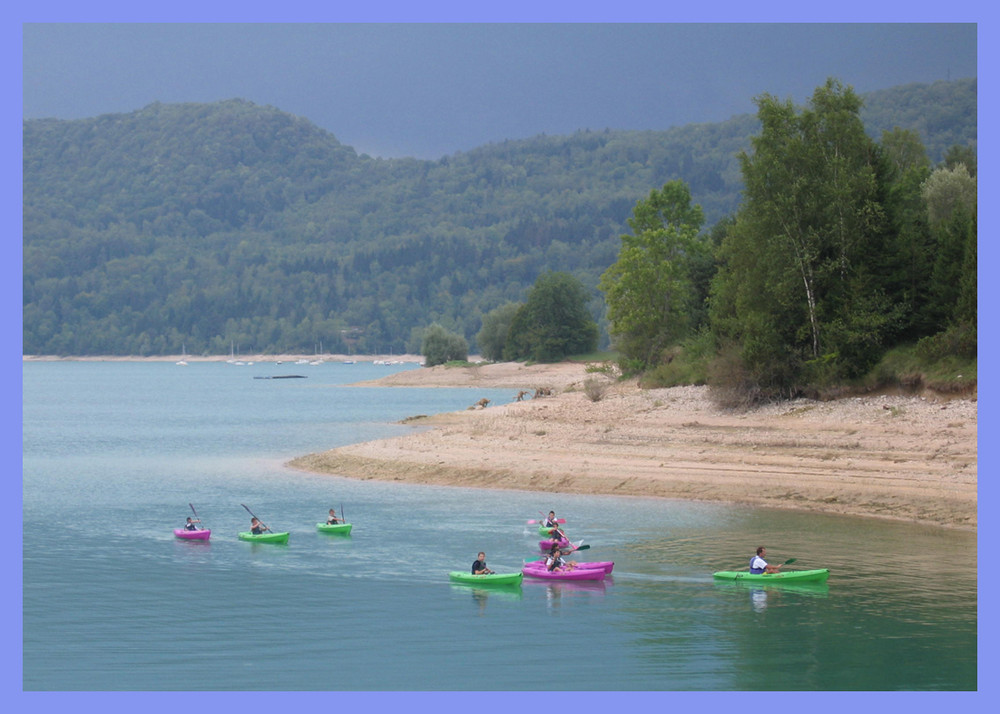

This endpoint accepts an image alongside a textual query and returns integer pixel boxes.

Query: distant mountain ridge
[22,78,976,356]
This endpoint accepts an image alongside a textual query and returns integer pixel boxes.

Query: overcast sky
[22,22,976,160]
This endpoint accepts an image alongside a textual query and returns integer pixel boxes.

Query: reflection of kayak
[238,531,290,544]
[712,569,829,583]
[524,559,614,574]
[522,566,606,581]
[316,523,352,535]
[174,528,211,541]
[716,579,830,596]
[448,571,523,586]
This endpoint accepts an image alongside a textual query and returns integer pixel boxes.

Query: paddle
[189,502,206,531]
[782,558,797,566]
[241,503,271,533]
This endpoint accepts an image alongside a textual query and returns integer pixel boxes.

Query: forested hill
[23,79,976,356]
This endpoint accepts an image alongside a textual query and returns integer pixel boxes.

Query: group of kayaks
[175,523,352,544]
[178,508,829,587]
[449,516,613,587]
[447,514,831,588]
[172,504,353,544]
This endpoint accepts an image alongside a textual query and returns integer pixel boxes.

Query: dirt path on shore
[289,362,977,530]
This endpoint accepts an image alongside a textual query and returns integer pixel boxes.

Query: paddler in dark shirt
[472,551,495,575]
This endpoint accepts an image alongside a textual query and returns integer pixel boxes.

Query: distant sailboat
[176,344,188,366]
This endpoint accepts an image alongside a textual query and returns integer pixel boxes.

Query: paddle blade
[783,558,797,565]
[574,544,590,551]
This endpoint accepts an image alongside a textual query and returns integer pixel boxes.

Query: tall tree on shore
[599,180,709,370]
[710,78,902,399]
[504,271,598,362]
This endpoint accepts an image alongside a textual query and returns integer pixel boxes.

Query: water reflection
[450,583,524,614]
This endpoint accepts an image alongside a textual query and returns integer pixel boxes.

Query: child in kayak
[326,508,341,525]
[184,516,202,531]
[542,511,560,528]
[545,548,576,572]
[749,546,783,574]
[250,517,269,535]
[472,552,495,575]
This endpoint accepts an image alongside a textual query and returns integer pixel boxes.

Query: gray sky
[22,23,976,159]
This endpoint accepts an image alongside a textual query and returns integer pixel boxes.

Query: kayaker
[548,526,569,545]
[545,548,576,572]
[749,546,783,574]
[184,516,201,531]
[250,517,269,535]
[472,552,495,575]
[542,511,559,528]
[326,508,341,525]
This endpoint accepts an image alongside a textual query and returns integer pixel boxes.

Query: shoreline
[288,362,978,531]
[21,353,426,364]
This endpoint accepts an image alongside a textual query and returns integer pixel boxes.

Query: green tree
[504,271,598,362]
[922,164,976,228]
[476,302,521,362]
[421,323,469,366]
[599,180,709,369]
[710,78,901,398]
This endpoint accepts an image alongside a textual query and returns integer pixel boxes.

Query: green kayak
[316,522,352,534]
[713,568,829,583]
[238,531,290,544]
[448,571,523,586]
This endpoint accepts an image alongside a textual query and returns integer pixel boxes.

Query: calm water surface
[21,362,977,691]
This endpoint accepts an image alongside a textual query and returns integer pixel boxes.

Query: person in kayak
[184,516,202,531]
[548,526,569,544]
[250,517,269,535]
[542,511,559,528]
[326,508,341,525]
[472,552,495,575]
[545,548,576,572]
[749,546,783,574]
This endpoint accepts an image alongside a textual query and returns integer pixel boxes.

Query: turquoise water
[21,362,976,691]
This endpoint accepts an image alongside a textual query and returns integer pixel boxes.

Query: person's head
[329,509,336,515]
[186,517,193,523]
[552,549,562,557]
[478,552,486,560]
[251,517,260,525]
[548,511,555,518]
[756,546,766,556]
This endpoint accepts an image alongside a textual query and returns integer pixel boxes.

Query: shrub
[421,323,469,367]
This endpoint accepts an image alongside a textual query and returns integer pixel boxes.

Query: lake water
[21,361,977,693]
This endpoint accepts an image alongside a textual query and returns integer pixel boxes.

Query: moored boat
[174,528,211,541]
[449,571,523,586]
[238,531,290,544]
[712,568,829,583]
[316,522,353,535]
[521,565,606,581]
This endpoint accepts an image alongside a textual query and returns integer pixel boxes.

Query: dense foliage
[677,79,972,404]
[599,180,711,370]
[420,323,469,366]
[22,80,976,358]
[503,272,598,362]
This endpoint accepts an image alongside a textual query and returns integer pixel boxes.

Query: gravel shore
[288,361,977,530]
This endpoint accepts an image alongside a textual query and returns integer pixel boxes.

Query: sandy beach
[289,361,977,531]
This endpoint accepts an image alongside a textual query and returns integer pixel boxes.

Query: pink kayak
[174,528,211,541]
[539,538,571,550]
[521,565,606,581]
[524,559,614,574]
